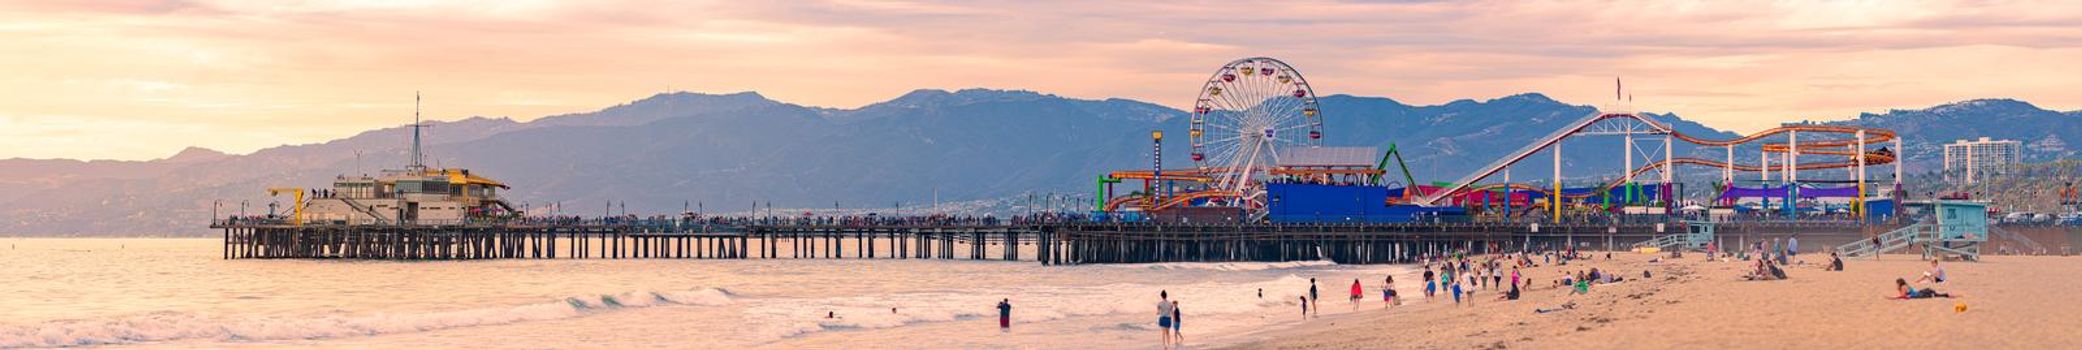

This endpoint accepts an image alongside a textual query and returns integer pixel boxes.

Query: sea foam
[0,289,731,348]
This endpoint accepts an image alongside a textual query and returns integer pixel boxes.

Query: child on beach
[1351,279,1363,304]
[1171,301,1183,344]
[1423,268,1437,300]
[1299,296,1309,319]
[1451,280,1464,305]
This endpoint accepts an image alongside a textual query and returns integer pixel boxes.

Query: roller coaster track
[1102,189,1245,212]
[1419,112,1898,205]
[1453,149,1895,202]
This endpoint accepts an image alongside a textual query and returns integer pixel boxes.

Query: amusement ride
[1098,56,1907,225]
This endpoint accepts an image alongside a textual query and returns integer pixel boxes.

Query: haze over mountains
[2,89,2074,236]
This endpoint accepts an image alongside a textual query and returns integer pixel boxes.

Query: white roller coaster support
[1790,131,1799,184]
[1624,132,1634,184]
[1761,152,1771,182]
[1894,137,1903,186]
[1724,145,1734,184]
[1664,134,1674,205]
[1857,130,1868,217]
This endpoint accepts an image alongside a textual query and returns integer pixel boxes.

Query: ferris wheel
[1188,57,1324,197]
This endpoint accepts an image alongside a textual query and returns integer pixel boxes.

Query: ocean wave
[1117,260,1339,272]
[738,275,1322,343]
[0,289,731,348]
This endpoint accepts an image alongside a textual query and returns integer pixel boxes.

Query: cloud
[0,0,2078,160]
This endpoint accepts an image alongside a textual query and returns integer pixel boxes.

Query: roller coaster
[1419,111,1901,207]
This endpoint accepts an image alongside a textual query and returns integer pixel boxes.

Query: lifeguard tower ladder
[1835,200,1987,261]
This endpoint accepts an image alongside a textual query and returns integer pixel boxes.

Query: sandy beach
[1223,253,2082,349]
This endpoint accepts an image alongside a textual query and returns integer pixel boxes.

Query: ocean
[0,238,1411,349]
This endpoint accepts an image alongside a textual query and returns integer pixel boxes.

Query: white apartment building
[1943,137,2021,184]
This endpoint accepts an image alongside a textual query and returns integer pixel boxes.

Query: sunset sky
[3,0,2079,160]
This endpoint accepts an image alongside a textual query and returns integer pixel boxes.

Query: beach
[1226,253,2082,349]
[7,238,2080,349]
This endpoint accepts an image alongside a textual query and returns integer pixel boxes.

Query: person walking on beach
[1350,278,1363,305]
[1451,279,1464,306]
[1491,263,1503,290]
[1789,236,1800,257]
[1171,301,1184,344]
[1423,268,1437,300]
[1510,266,1522,290]
[997,299,1012,330]
[1383,275,1397,306]
[1158,291,1174,349]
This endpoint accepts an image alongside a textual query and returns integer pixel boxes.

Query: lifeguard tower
[1633,220,1717,253]
[1836,200,1987,261]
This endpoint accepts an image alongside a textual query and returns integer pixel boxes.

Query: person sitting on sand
[1914,260,1946,284]
[1895,278,1957,299]
[1826,251,1844,271]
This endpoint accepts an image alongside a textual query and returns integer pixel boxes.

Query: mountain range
[2,89,2074,236]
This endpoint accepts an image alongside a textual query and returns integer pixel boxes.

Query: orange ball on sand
[1954,303,1968,313]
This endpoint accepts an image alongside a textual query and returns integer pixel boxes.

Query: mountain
[0,90,2071,236]
[1822,99,2082,169]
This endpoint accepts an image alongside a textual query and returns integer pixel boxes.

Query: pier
[213,219,1897,264]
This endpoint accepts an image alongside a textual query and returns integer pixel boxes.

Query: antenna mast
[411,91,426,171]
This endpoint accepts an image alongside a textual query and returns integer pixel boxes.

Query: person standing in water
[1308,278,1320,317]
[1299,296,1309,319]
[1158,291,1174,349]
[997,299,1012,330]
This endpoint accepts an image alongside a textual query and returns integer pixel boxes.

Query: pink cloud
[0,0,2078,160]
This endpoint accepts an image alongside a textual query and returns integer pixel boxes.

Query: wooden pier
[215,220,1887,264]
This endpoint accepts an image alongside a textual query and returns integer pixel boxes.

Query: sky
[3,0,2079,161]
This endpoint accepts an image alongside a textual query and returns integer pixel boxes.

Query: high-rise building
[1943,137,2021,184]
